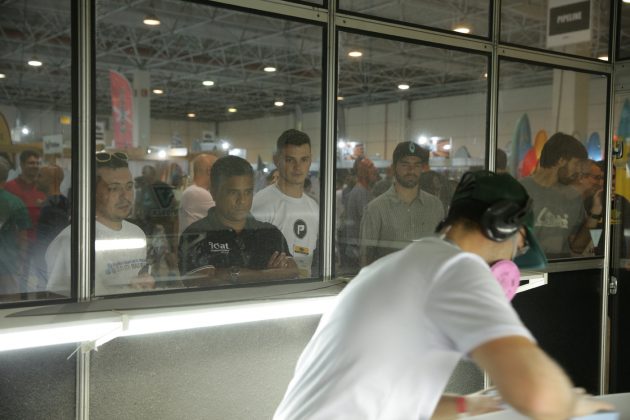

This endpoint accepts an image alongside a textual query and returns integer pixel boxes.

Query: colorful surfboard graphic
[615,99,630,200]
[586,132,602,161]
[510,114,532,178]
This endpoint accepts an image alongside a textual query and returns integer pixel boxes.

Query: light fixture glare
[263,66,276,73]
[202,80,214,86]
[453,26,471,34]
[27,59,42,67]
[348,51,363,58]
[143,14,161,26]
[274,101,284,107]
[228,107,237,113]
[398,84,410,90]
[152,88,164,95]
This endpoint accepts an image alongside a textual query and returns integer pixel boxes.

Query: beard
[395,173,419,189]
[557,164,578,185]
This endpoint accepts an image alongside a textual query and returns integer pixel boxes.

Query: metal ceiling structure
[0,0,622,125]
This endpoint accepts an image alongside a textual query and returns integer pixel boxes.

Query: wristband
[455,396,467,417]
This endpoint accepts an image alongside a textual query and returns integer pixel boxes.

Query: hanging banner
[109,70,133,149]
[0,112,11,145]
[547,0,591,48]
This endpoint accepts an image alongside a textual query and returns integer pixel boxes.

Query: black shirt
[178,207,291,275]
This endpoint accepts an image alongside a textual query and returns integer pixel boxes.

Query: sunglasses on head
[95,151,128,163]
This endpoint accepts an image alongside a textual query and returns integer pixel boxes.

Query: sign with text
[547,0,591,48]
[43,134,63,155]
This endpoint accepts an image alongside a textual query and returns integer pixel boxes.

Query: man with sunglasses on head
[46,152,154,296]
[179,155,298,285]
[275,171,612,420]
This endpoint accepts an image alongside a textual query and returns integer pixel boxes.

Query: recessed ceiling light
[202,80,214,86]
[143,14,161,26]
[348,51,363,58]
[398,84,410,90]
[274,101,284,107]
[337,96,344,101]
[598,55,609,61]
[27,59,42,67]
[152,88,164,95]
[187,112,196,118]
[0,73,5,79]
[453,26,471,34]
[483,72,488,78]
[228,107,237,113]
[264,66,276,73]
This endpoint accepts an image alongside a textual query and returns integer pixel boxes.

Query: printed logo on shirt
[535,207,569,229]
[294,219,307,239]
[208,241,230,253]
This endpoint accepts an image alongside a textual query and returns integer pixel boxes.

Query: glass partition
[83,0,324,296]
[0,0,73,304]
[339,0,490,38]
[497,58,608,260]
[619,0,630,60]
[336,31,489,276]
[501,0,611,60]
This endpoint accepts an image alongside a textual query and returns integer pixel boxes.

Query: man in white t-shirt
[252,129,319,277]
[46,152,154,296]
[275,171,612,420]
[178,153,217,236]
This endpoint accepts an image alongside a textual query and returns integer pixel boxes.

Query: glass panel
[89,0,324,296]
[498,59,608,260]
[619,1,630,60]
[336,31,488,276]
[339,0,490,38]
[0,0,72,303]
[501,0,611,60]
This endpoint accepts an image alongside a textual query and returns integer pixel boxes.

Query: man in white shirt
[275,171,612,420]
[178,153,217,236]
[46,152,154,296]
[252,130,319,277]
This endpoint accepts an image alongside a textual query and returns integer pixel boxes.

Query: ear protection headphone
[481,198,532,242]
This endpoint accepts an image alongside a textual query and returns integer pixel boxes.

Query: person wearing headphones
[274,170,612,419]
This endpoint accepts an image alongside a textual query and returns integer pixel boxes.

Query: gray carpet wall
[0,315,482,420]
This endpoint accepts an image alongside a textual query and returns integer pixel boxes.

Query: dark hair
[211,155,253,192]
[19,149,40,165]
[276,129,311,153]
[539,133,587,168]
[496,148,507,171]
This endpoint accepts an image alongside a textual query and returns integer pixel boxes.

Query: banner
[109,70,133,149]
[547,0,591,48]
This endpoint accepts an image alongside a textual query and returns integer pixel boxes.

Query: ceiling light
[21,126,30,135]
[0,73,5,79]
[221,141,231,150]
[453,26,471,34]
[598,55,609,61]
[623,0,630,4]
[398,84,410,90]
[337,96,344,101]
[228,107,237,113]
[143,14,161,26]
[274,101,284,107]
[27,59,42,67]
[152,88,164,95]
[157,150,167,159]
[348,51,363,58]
[483,72,488,78]
[187,112,196,118]
[263,66,276,73]
[202,80,214,86]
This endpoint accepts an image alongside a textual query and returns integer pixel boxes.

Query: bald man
[178,153,218,235]
[34,164,69,288]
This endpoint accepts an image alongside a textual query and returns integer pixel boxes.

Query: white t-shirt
[46,220,148,296]
[178,184,215,236]
[274,237,533,420]
[252,184,319,277]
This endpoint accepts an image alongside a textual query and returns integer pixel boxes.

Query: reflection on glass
[0,0,72,303]
[339,0,490,37]
[501,0,610,59]
[336,32,488,276]
[498,60,608,259]
[95,0,324,295]
[620,1,630,59]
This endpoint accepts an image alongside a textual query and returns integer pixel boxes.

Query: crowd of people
[0,129,610,298]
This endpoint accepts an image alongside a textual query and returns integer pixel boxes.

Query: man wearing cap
[359,141,444,266]
[275,171,611,420]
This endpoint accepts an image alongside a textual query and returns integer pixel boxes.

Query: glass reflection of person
[46,152,155,296]
[252,129,319,278]
[360,141,444,266]
[178,155,298,285]
[519,133,602,258]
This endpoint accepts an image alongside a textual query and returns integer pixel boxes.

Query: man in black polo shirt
[178,155,298,285]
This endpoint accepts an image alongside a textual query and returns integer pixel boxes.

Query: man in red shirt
[5,150,46,248]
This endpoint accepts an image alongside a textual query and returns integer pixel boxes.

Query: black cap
[392,141,429,165]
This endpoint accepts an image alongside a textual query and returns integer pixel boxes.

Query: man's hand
[571,388,615,418]
[131,274,155,290]
[266,251,294,269]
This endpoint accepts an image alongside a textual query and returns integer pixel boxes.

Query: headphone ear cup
[481,200,522,241]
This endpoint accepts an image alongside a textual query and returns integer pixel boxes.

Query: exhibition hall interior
[1,0,630,418]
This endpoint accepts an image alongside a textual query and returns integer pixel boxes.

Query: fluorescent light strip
[0,296,337,352]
